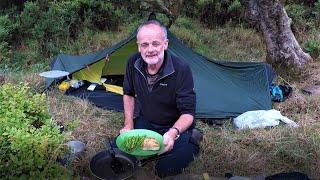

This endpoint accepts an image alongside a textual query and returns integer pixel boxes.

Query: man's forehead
[140,24,162,31]
[137,24,164,39]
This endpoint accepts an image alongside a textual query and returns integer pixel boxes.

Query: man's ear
[164,39,169,50]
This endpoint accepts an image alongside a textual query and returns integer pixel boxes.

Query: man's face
[137,24,168,65]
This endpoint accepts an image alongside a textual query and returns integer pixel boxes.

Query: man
[120,20,199,177]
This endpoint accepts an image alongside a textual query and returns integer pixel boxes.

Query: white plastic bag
[233,109,298,130]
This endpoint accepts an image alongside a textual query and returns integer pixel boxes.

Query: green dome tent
[46,20,274,120]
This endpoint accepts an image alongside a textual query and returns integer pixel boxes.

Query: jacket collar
[134,51,175,78]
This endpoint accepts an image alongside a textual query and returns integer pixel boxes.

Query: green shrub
[0,14,18,67]
[286,0,317,6]
[304,40,320,59]
[0,0,25,11]
[285,4,306,22]
[17,0,125,57]
[315,0,320,25]
[285,3,316,30]
[0,14,18,42]
[0,42,11,65]
[316,0,320,9]
[182,0,245,27]
[75,0,124,31]
[19,2,42,35]
[0,83,71,179]
[0,15,12,41]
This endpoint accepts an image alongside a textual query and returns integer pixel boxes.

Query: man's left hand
[160,130,176,154]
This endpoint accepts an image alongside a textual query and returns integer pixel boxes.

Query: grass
[2,16,320,179]
[171,16,266,62]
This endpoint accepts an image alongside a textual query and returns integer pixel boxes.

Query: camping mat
[66,84,140,117]
[66,85,124,112]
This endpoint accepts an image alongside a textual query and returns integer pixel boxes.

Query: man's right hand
[119,125,133,134]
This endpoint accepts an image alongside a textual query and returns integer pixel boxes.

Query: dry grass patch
[274,62,320,126]
[185,121,320,178]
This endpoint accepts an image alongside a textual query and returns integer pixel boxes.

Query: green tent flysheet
[46,22,274,120]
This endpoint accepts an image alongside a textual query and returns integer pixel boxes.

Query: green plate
[116,129,164,156]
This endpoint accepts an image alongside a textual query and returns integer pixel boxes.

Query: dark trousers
[134,116,200,178]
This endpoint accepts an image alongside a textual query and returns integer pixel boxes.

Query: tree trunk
[240,0,312,70]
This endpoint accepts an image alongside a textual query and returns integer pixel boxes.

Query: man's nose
[146,44,156,52]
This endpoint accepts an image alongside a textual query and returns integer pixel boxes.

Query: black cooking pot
[89,141,168,180]
[89,148,137,180]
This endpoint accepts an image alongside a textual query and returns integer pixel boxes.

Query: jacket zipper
[134,58,175,92]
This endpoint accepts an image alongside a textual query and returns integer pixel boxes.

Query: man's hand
[119,124,133,134]
[160,129,177,154]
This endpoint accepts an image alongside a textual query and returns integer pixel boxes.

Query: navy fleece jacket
[123,51,196,128]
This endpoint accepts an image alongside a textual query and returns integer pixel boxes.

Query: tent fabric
[47,32,136,87]
[47,26,274,120]
[102,83,124,95]
[73,59,106,83]
[103,40,138,75]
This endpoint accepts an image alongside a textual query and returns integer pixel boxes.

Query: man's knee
[155,160,183,178]
[154,143,199,178]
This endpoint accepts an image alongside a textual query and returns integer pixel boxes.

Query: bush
[182,0,246,27]
[75,0,124,31]
[304,40,320,59]
[0,14,18,43]
[0,42,11,65]
[0,83,71,179]
[285,3,317,30]
[0,14,18,67]
[17,0,125,57]
[0,0,25,12]
[0,15,13,42]
[286,0,317,6]
[315,0,320,25]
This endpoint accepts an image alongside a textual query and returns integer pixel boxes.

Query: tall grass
[171,16,266,62]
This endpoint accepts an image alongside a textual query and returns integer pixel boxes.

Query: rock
[302,85,320,95]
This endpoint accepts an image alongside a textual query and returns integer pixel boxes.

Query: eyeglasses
[137,41,163,49]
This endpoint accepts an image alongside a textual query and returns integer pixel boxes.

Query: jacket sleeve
[176,64,196,116]
[123,56,135,97]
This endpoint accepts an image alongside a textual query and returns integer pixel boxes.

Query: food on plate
[122,135,160,152]
[141,137,160,151]
[123,135,146,152]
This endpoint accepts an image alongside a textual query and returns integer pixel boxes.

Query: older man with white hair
[120,20,199,177]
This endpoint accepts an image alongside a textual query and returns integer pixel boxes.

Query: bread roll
[141,137,160,151]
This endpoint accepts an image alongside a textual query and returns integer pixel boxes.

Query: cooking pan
[89,140,170,180]
[89,148,137,180]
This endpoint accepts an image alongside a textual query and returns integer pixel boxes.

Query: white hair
[137,20,167,40]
